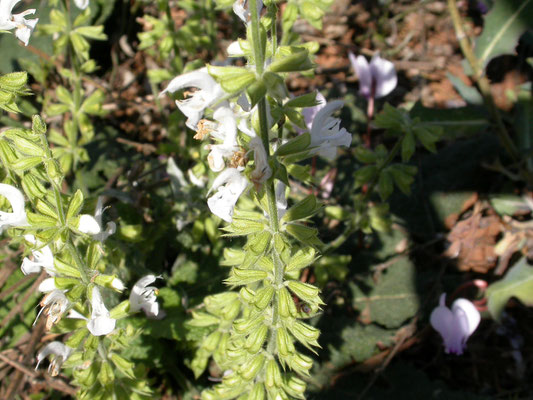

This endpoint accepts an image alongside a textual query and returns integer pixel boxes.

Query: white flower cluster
[161,2,353,223]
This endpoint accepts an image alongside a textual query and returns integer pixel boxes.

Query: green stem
[249,0,265,74]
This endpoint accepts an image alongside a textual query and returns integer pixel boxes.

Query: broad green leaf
[350,256,419,328]
[487,257,533,321]
[474,0,533,69]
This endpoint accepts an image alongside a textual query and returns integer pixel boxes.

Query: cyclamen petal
[161,68,227,130]
[129,275,163,319]
[0,183,27,232]
[430,293,480,355]
[349,52,397,99]
[87,287,116,336]
[207,168,248,223]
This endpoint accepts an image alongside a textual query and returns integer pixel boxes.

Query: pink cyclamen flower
[430,293,480,355]
[348,53,397,100]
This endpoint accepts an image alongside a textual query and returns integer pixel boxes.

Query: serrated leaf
[474,0,533,69]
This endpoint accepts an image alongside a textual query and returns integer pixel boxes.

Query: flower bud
[245,324,268,353]
[265,359,282,388]
[240,287,256,304]
[286,247,316,272]
[284,376,306,398]
[247,231,271,255]
[223,299,242,320]
[240,354,265,381]
[225,268,268,286]
[286,280,323,305]
[254,285,274,310]
[250,383,266,400]
[93,274,125,292]
[98,361,115,386]
[276,327,295,357]
[203,330,222,352]
[278,287,297,318]
[289,353,313,376]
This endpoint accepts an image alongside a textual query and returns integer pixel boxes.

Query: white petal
[87,316,116,336]
[207,169,248,222]
[370,54,397,98]
[78,214,101,235]
[0,183,27,231]
[36,341,72,369]
[111,278,126,291]
[38,278,57,292]
[73,0,89,10]
[227,41,245,57]
[452,298,480,337]
[349,53,372,99]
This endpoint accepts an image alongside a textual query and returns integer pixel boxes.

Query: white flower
[227,40,245,57]
[38,277,57,293]
[310,100,352,160]
[204,106,240,172]
[87,287,116,336]
[300,92,326,132]
[21,234,55,276]
[111,277,126,292]
[36,341,72,376]
[129,275,163,319]
[77,214,101,235]
[161,68,227,130]
[430,293,481,355]
[207,168,248,223]
[73,0,89,10]
[233,0,263,23]
[35,290,69,330]
[0,183,27,233]
[92,197,116,242]
[348,53,397,100]
[249,137,272,187]
[275,181,288,219]
[0,0,38,46]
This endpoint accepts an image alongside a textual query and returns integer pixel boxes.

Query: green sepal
[282,195,319,222]
[109,300,130,319]
[246,79,267,108]
[207,65,256,93]
[98,361,115,387]
[225,268,268,286]
[275,133,311,157]
[54,258,82,278]
[65,328,89,348]
[110,353,136,379]
[285,92,317,108]
[269,50,313,73]
[285,247,316,272]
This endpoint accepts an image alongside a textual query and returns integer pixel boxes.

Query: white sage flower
[92,197,116,242]
[249,137,272,187]
[161,68,227,130]
[35,290,69,330]
[77,214,101,235]
[0,183,27,233]
[73,0,89,10]
[207,168,248,223]
[21,234,55,276]
[233,0,263,23]
[348,52,397,100]
[301,91,326,132]
[430,293,481,355]
[203,106,240,172]
[38,277,57,293]
[129,275,163,319]
[36,341,72,376]
[87,287,116,336]
[0,0,38,46]
[310,100,352,160]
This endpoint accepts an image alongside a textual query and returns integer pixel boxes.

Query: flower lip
[87,287,116,336]
[36,341,72,376]
[207,168,248,223]
[129,274,164,319]
[0,183,28,232]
